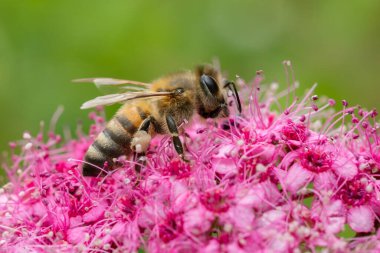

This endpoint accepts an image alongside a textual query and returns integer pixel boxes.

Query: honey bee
[75,64,241,176]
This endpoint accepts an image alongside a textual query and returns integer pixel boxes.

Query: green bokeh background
[0,0,379,156]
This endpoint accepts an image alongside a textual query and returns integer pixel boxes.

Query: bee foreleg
[166,114,189,162]
[131,116,152,172]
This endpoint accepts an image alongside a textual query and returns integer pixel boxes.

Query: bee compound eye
[201,74,219,96]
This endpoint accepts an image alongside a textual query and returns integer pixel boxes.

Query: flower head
[1,63,380,252]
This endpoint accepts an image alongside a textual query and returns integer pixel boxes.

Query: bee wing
[73,77,151,91]
[80,91,173,109]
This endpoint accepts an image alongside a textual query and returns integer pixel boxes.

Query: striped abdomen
[82,104,149,176]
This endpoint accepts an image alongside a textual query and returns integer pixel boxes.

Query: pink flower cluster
[1,69,380,252]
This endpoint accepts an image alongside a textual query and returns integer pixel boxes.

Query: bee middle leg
[166,114,189,162]
[131,116,152,172]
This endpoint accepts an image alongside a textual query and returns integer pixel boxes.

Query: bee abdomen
[82,116,136,176]
[82,145,111,177]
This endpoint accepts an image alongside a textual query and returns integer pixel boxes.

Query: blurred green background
[0,0,379,156]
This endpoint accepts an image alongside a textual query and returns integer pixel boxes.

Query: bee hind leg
[166,114,189,162]
[131,116,152,172]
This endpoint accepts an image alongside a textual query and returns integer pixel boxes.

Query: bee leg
[131,116,152,173]
[133,153,146,173]
[166,114,189,162]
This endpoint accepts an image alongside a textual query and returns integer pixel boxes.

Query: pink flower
[336,176,377,233]
[282,144,358,194]
[1,64,379,252]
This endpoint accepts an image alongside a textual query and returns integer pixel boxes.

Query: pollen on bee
[135,144,142,153]
[131,130,152,153]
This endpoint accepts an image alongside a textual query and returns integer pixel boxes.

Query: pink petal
[256,143,277,165]
[284,163,313,194]
[314,171,336,191]
[237,188,264,207]
[110,222,125,237]
[67,226,89,244]
[347,205,374,233]
[227,204,255,231]
[204,240,220,253]
[172,181,188,199]
[257,209,286,228]
[173,192,196,213]
[237,182,281,211]
[138,204,165,228]
[32,202,47,217]
[69,215,83,227]
[325,200,345,216]
[333,156,358,179]
[267,233,294,253]
[83,206,105,223]
[311,200,345,234]
[183,206,214,235]
[110,222,140,242]
[212,157,237,175]
[226,243,247,253]
[214,144,236,157]
[326,216,346,234]
[324,200,346,234]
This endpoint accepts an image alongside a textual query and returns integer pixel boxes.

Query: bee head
[196,65,241,118]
